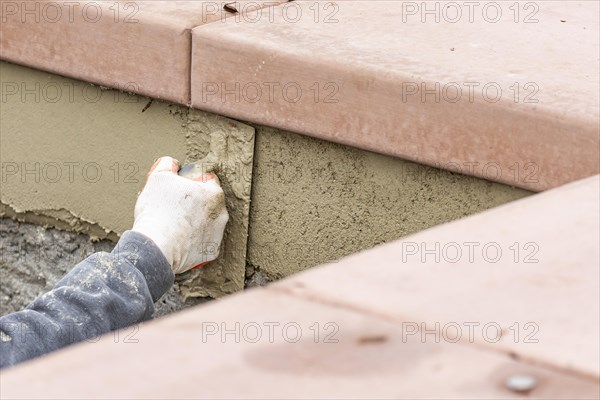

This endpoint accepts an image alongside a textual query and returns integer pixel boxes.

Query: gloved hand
[132,156,229,274]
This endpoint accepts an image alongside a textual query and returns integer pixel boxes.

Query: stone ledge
[191,1,599,191]
[2,1,597,190]
[0,0,285,103]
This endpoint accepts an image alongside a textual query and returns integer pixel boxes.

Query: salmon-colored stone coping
[0,0,285,103]
[1,175,598,399]
[191,1,599,191]
[2,1,598,191]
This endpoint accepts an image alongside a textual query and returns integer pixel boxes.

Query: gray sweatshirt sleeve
[0,231,174,369]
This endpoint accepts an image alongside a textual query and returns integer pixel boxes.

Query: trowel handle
[178,163,202,179]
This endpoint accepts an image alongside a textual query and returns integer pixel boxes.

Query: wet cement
[0,218,209,317]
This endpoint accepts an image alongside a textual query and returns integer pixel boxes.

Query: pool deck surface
[1,175,598,399]
[0,1,599,398]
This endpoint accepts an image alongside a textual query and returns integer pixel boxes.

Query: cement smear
[0,218,208,317]
[0,61,254,298]
[175,110,255,298]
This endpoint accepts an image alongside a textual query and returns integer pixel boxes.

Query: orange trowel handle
[191,261,210,270]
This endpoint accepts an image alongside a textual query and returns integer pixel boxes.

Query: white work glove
[132,156,229,274]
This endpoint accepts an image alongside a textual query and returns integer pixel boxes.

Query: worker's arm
[0,157,228,369]
[0,231,172,368]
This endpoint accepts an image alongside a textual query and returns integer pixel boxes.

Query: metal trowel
[178,162,220,185]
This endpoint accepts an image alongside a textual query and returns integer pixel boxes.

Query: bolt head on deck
[505,374,537,394]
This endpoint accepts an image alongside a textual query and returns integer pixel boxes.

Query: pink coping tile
[0,0,286,104]
[272,175,600,379]
[1,289,598,399]
[191,1,600,191]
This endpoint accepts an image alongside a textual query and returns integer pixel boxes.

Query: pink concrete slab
[191,1,600,191]
[272,175,600,378]
[1,290,598,399]
[0,0,285,103]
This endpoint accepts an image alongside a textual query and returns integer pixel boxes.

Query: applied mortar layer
[247,127,532,280]
[0,61,254,298]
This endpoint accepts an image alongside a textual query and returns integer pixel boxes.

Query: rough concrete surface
[173,110,255,298]
[0,218,208,317]
[1,61,185,238]
[0,61,254,298]
[247,127,532,280]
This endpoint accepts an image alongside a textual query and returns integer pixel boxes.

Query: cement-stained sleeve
[0,231,174,369]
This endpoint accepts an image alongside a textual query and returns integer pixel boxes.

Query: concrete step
[273,174,600,378]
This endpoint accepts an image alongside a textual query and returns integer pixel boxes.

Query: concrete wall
[0,61,255,298]
[247,127,532,281]
[1,61,531,302]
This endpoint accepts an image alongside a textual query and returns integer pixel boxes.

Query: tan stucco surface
[247,127,531,280]
[0,61,255,297]
[1,61,186,236]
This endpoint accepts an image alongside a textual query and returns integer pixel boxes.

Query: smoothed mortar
[0,61,254,297]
